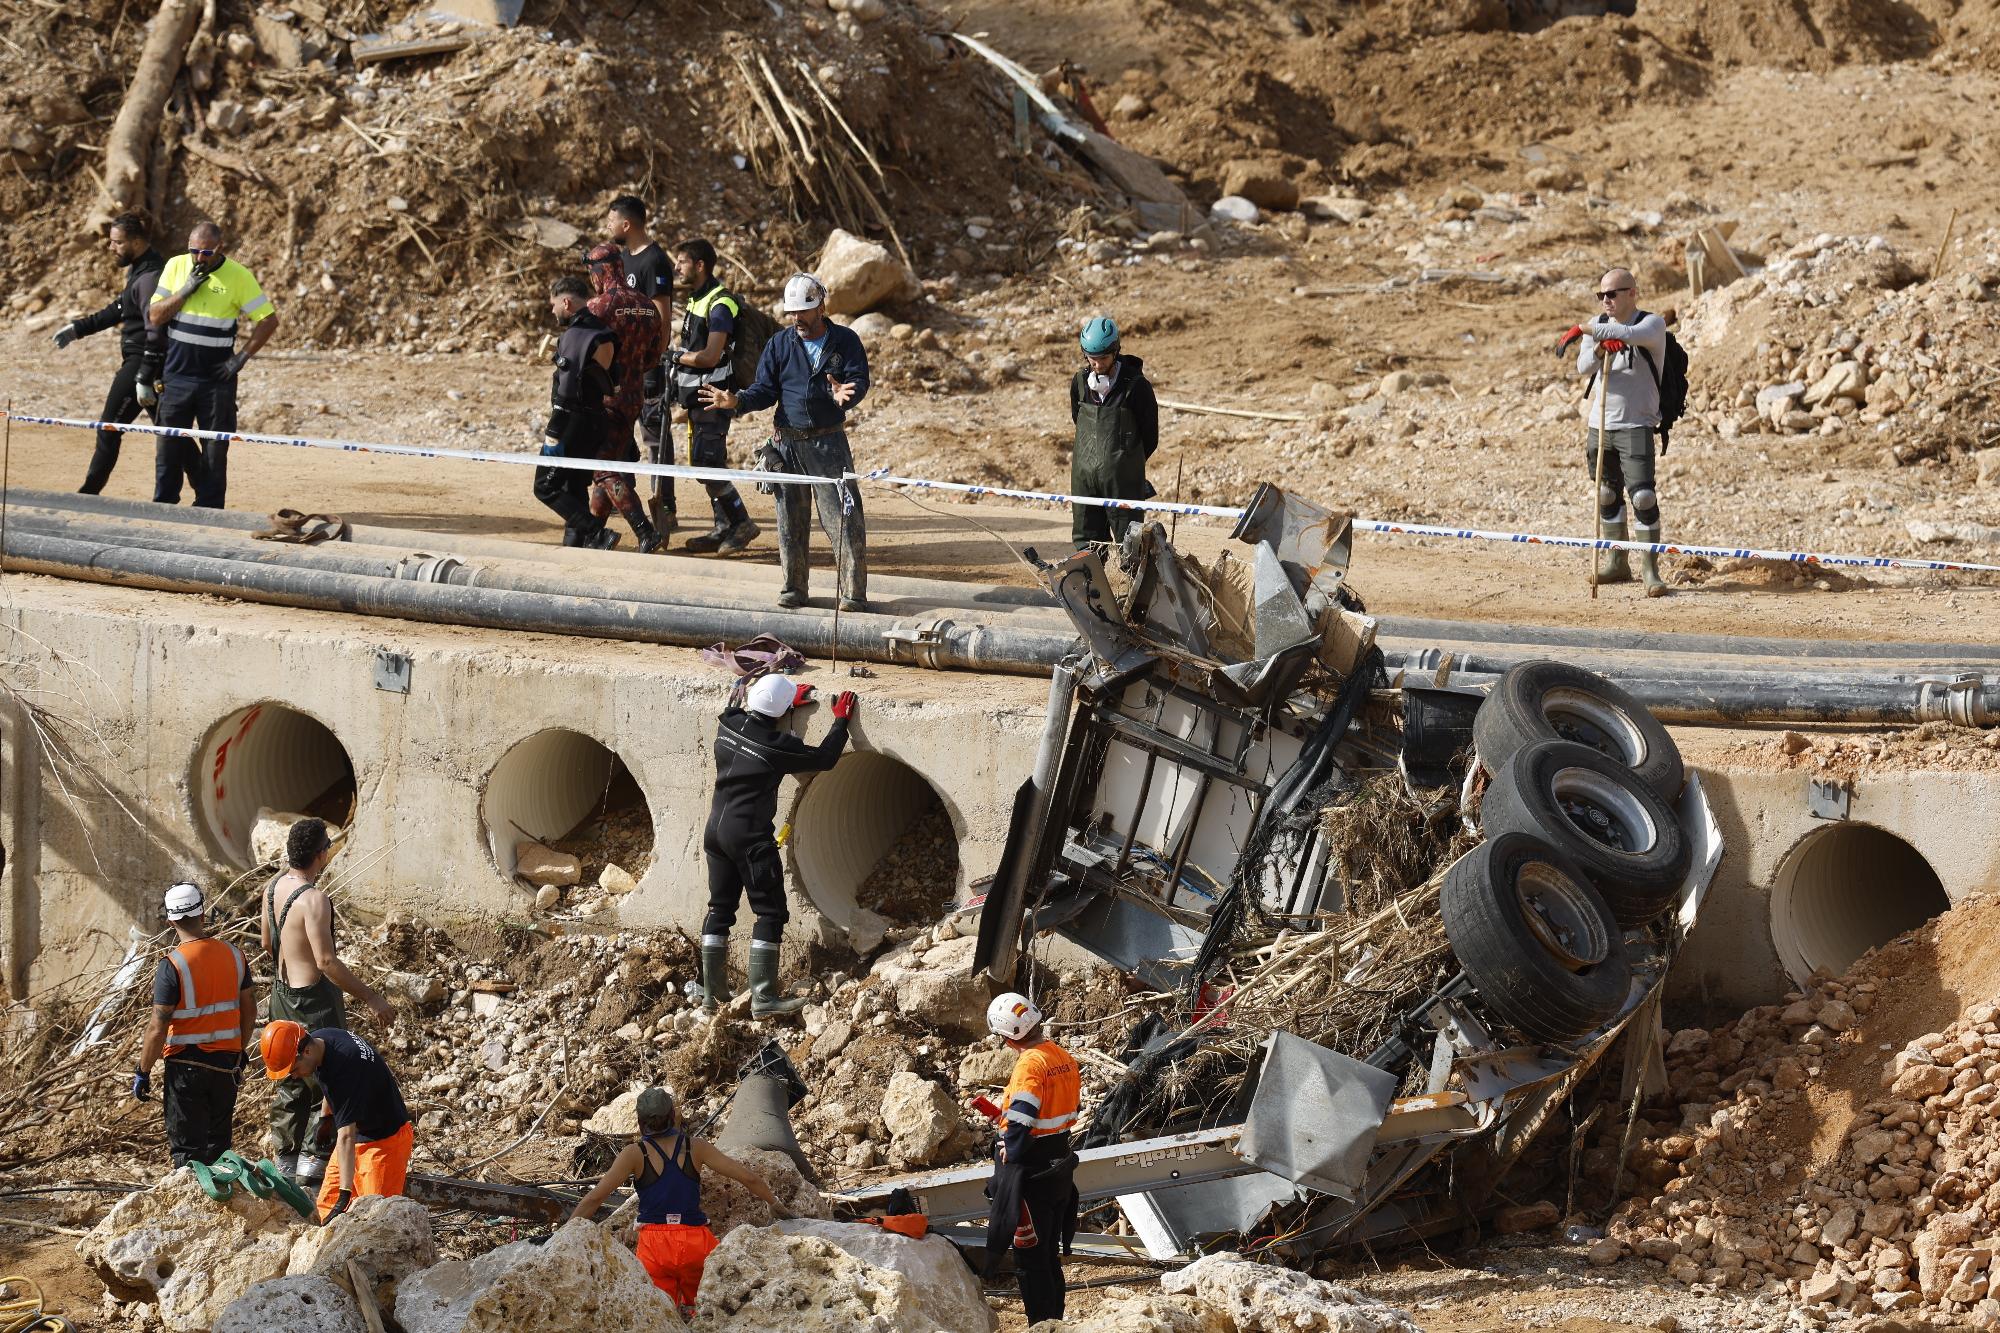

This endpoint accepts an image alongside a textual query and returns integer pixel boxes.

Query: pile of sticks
[727,42,910,269]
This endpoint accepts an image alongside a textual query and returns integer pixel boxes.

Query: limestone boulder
[702,1146,827,1238]
[213,1275,364,1333]
[770,1220,996,1332]
[1029,1285,1227,1332]
[693,1227,947,1332]
[287,1194,435,1288]
[395,1219,679,1333]
[814,228,919,316]
[1159,1252,1423,1333]
[958,1044,1017,1088]
[251,808,345,867]
[882,1072,958,1167]
[583,1085,644,1138]
[1219,160,1300,212]
[872,935,992,1033]
[78,1167,306,1331]
[515,841,580,886]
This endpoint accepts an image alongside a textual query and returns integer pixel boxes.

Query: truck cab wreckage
[837,484,1724,1266]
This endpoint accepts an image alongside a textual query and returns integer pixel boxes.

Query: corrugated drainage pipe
[193,703,356,868]
[789,753,956,936]
[1769,824,1949,983]
[481,729,633,880]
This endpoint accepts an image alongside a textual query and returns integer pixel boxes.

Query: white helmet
[163,881,206,921]
[987,991,1043,1042]
[782,273,826,312]
[746,673,800,718]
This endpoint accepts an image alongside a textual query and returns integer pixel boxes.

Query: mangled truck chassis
[839,484,1723,1266]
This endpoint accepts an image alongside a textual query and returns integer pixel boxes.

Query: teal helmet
[1079,316,1120,355]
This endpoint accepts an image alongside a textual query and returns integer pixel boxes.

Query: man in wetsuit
[701,673,856,1016]
[537,275,619,549]
[51,210,166,494]
[260,817,392,1187]
[568,1087,791,1315]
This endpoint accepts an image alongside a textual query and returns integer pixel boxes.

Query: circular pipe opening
[1772,824,1948,982]
[194,703,357,869]
[482,729,654,883]
[792,753,960,931]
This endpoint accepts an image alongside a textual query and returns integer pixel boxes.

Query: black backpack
[1593,311,1689,453]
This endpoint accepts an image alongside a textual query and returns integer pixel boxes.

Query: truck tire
[1473,661,1684,803]
[1442,832,1632,1044]
[1480,739,1690,924]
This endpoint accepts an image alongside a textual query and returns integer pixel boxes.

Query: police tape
[1351,517,2000,575]
[0,413,837,488]
[9,409,2000,575]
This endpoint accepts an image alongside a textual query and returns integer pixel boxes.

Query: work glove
[831,691,857,720]
[1556,324,1585,354]
[314,1113,337,1155]
[176,270,210,299]
[52,323,78,350]
[136,378,159,410]
[131,1068,151,1100]
[1600,338,1628,354]
[323,1189,352,1224]
[791,682,817,709]
[219,353,248,380]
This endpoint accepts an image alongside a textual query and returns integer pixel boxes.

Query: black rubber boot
[681,521,731,554]
[628,512,666,555]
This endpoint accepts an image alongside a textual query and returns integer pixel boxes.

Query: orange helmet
[260,1019,307,1080]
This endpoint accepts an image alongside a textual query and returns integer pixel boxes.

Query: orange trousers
[636,1223,719,1311]
[316,1121,413,1219]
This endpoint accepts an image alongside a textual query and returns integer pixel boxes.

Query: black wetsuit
[701,706,849,944]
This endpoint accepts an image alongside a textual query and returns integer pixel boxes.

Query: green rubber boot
[700,937,732,1013]
[747,943,805,1018]
[1634,522,1671,597]
[1597,515,1632,583]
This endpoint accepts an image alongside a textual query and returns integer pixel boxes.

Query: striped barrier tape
[8,409,1999,575]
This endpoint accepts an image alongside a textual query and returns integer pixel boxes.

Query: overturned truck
[838,485,1722,1265]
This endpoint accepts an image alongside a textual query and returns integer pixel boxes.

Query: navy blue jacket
[733,322,870,431]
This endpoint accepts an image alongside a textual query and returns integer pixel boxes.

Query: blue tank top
[636,1131,706,1226]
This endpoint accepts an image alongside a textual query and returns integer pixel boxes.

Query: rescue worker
[145,219,279,508]
[1559,268,1672,597]
[702,673,856,1016]
[670,238,758,555]
[537,275,620,549]
[982,992,1081,1326]
[51,211,166,495]
[584,244,666,553]
[1068,316,1159,550]
[603,195,677,532]
[261,818,393,1187]
[568,1087,793,1314]
[258,1019,413,1222]
[132,882,253,1168]
[701,274,870,611]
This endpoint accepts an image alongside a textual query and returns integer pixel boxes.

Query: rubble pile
[1606,892,2000,1322]
[1031,1252,1423,1333]
[854,797,959,924]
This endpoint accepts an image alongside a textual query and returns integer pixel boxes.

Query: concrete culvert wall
[194,703,357,869]
[792,753,960,931]
[1771,823,1950,982]
[482,729,652,881]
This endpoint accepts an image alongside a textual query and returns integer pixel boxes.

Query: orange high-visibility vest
[165,938,247,1053]
[1001,1040,1080,1137]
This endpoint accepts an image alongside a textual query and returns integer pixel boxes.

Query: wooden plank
[352,32,471,65]
[347,1260,388,1333]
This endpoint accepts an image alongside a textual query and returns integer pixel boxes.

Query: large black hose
[1376,614,2000,665]
[0,528,1077,675]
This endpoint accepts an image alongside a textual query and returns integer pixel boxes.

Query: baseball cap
[260,1020,307,1080]
[636,1086,675,1128]
[782,274,826,312]
[163,881,206,921]
[746,673,798,718]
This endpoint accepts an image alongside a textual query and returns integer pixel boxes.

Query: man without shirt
[260,817,392,1186]
[1560,268,1672,597]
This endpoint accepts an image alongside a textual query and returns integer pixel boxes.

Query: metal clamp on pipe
[1916,673,1994,727]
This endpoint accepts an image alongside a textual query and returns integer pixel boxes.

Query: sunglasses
[1596,287,1631,300]
[190,247,219,257]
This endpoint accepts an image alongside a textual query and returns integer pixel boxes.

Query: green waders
[1071,394,1150,549]
[266,881,347,1158]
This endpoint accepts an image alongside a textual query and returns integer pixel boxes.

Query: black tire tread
[1473,660,1684,803]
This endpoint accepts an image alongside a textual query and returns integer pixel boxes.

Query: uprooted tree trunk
[88,0,205,234]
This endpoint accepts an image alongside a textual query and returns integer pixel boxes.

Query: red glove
[791,683,816,709]
[1600,338,1628,354]
[1557,324,1585,353]
[831,691,857,720]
